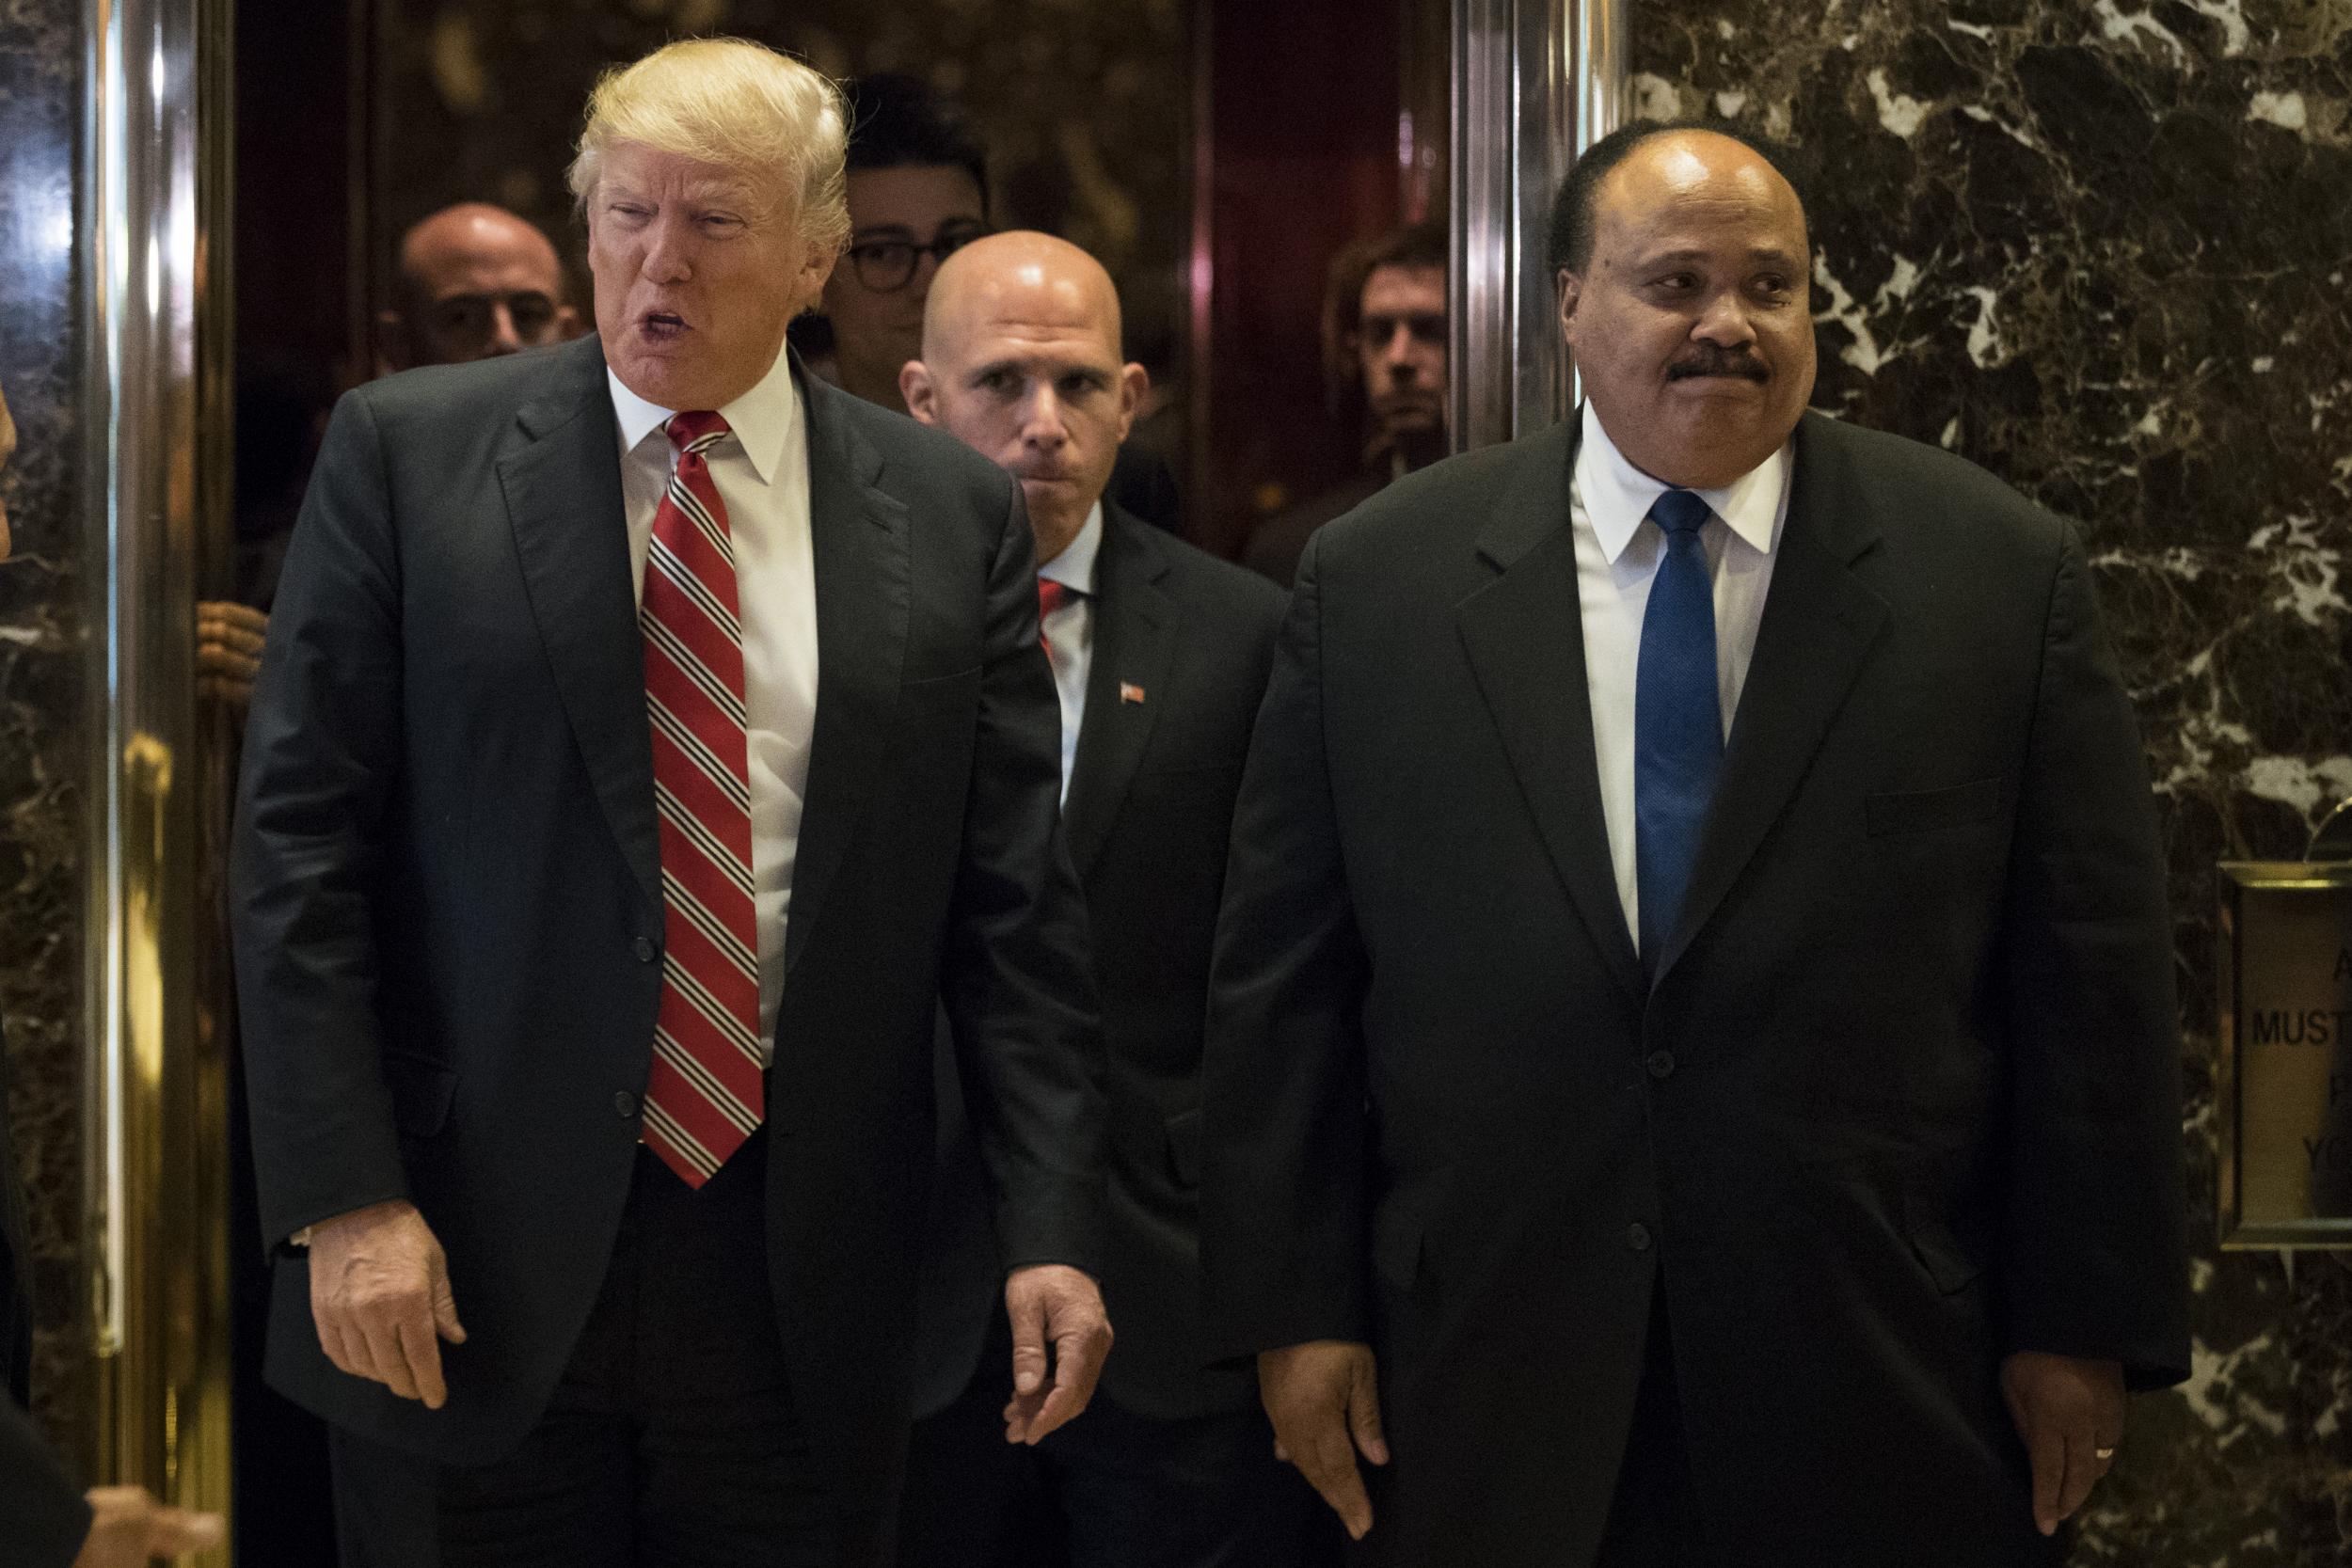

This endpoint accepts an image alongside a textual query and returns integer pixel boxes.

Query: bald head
[904,231,1145,564]
[921,231,1124,364]
[382,202,578,370]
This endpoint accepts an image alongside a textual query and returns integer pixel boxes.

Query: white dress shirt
[1570,402,1791,944]
[1037,502,1104,801]
[609,341,819,1063]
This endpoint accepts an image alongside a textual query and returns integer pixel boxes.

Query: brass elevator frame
[80,0,235,1551]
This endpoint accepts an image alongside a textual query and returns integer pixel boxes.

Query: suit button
[1645,1050,1677,1080]
[613,1090,639,1119]
[633,936,658,963]
[1627,1222,1653,1253]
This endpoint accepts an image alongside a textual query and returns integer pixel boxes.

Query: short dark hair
[1326,220,1445,348]
[840,73,990,216]
[1322,219,1447,417]
[1546,119,1807,276]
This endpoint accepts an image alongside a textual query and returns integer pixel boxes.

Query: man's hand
[999,1264,1112,1446]
[307,1198,467,1409]
[1260,1339,1388,1541]
[2001,1351,2124,1537]
[73,1486,224,1566]
[196,600,267,707]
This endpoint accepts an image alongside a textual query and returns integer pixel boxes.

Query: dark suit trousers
[898,1313,1337,1568]
[1596,1291,1709,1568]
[331,1140,884,1568]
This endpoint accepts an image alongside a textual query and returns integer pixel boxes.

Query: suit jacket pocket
[1865,777,2002,837]
[1901,1184,1984,1295]
[382,1050,458,1141]
[1165,1108,1201,1188]
[901,664,983,693]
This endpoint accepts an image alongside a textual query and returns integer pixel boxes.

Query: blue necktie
[1634,488,1722,963]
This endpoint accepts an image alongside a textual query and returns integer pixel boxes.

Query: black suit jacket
[1242,469,1385,590]
[2,1019,90,1568]
[1201,413,2189,1566]
[232,335,1106,1514]
[915,504,1282,1421]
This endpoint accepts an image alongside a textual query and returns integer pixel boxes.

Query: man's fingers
[432,1262,468,1344]
[196,600,268,647]
[334,1313,387,1386]
[1302,1421,1374,1539]
[141,1506,226,1554]
[1024,1381,1082,1444]
[2054,1422,2099,1525]
[1007,1291,1049,1399]
[362,1313,421,1402]
[1020,1322,1107,1445]
[396,1318,448,1410]
[313,1314,358,1380]
[2026,1418,2064,1536]
[1347,1358,1390,1466]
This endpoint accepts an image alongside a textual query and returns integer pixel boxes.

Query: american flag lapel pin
[1119,681,1147,705]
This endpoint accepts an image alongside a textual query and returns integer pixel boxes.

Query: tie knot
[1649,488,1711,538]
[1037,578,1078,619]
[666,410,730,454]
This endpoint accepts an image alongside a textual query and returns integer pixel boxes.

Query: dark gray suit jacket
[233,334,1106,1514]
[915,504,1282,1422]
[1202,412,2189,1566]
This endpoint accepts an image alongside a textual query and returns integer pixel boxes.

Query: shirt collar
[1576,402,1790,565]
[607,337,801,485]
[1038,502,1104,594]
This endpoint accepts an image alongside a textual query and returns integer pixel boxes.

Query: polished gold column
[81,0,235,1552]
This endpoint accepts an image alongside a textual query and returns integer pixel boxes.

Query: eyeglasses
[844,225,989,293]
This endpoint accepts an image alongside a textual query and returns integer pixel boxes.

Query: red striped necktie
[639,409,764,1187]
[1037,577,1076,653]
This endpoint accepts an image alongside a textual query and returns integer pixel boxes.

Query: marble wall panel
[1631,1,2352,1561]
[0,0,87,1453]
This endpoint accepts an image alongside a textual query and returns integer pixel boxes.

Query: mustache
[1667,347,1770,382]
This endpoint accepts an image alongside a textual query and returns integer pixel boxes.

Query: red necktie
[639,410,764,1187]
[1037,578,1074,654]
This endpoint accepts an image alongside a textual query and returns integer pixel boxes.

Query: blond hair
[567,38,850,256]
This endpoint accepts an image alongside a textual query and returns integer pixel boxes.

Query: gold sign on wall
[2217,800,2352,1249]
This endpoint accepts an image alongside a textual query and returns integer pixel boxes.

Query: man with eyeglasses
[818,74,992,415]
[813,75,1185,533]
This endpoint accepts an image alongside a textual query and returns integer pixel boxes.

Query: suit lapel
[1653,413,1889,980]
[497,334,660,912]
[1062,507,1177,879]
[1456,423,1645,1002]
[784,370,910,975]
